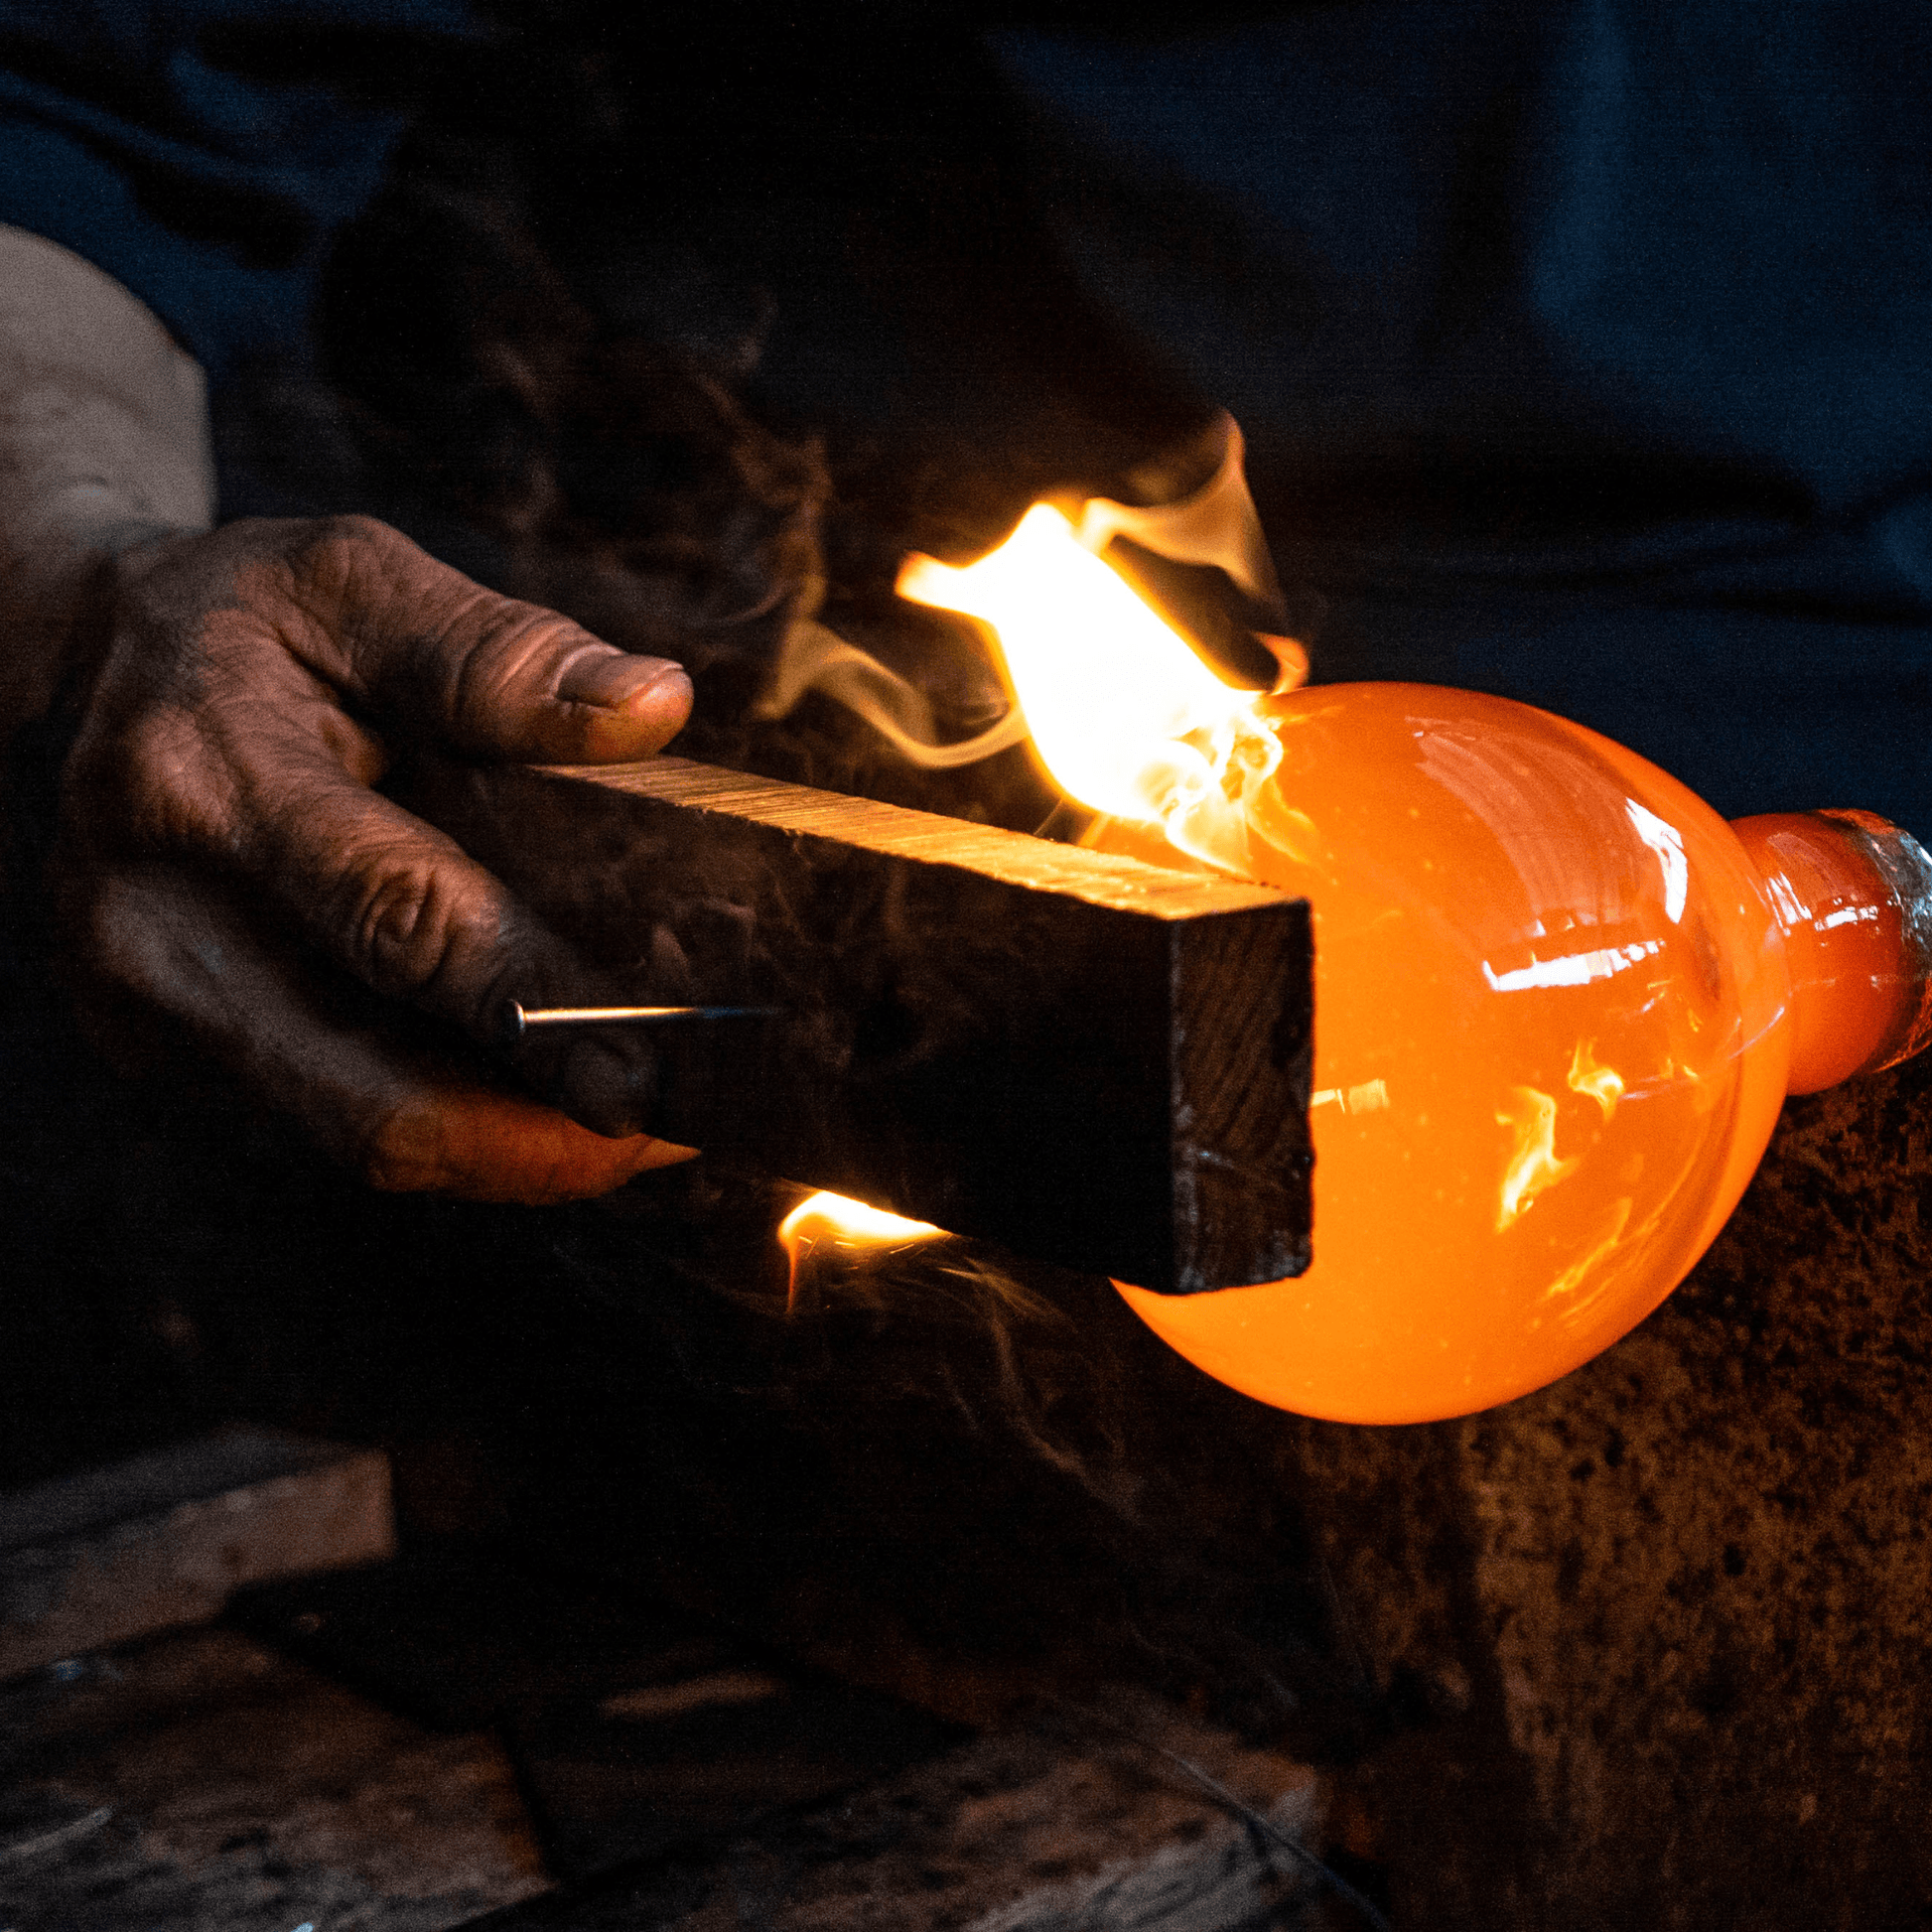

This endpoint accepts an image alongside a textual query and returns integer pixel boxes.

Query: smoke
[519,1157,1340,1745]
[198,18,1342,1742]
[781,1234,1146,1524]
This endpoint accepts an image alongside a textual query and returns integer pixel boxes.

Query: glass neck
[1730,810,1932,1095]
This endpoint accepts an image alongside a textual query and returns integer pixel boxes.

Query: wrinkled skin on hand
[56,514,701,1202]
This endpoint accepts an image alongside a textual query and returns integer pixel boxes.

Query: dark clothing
[3,1,1929,831]
[0,0,475,376]
[999,4,1932,833]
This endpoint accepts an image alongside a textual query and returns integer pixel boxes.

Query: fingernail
[558,650,688,711]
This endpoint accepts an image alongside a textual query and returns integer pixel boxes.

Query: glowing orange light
[1493,1085,1579,1231]
[1567,1039,1625,1121]
[897,505,1287,876]
[777,1189,944,1304]
[900,505,1932,1424]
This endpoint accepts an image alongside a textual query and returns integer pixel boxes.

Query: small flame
[897,504,1285,874]
[777,1189,944,1305]
[1495,1085,1579,1230]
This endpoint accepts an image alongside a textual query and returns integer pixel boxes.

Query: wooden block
[230,1549,957,1882]
[0,1431,394,1680]
[409,756,1312,1292]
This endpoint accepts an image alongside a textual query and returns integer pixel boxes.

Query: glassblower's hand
[55,513,699,1201]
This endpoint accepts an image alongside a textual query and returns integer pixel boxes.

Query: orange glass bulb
[1108,684,1932,1424]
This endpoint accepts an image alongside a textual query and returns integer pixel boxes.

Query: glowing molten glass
[778,1189,943,1304]
[899,511,1932,1424]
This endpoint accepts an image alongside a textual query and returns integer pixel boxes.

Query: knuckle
[446,612,558,740]
[355,1098,446,1193]
[308,512,398,563]
[344,855,443,985]
[287,514,418,630]
[114,708,207,818]
[67,704,223,854]
[325,512,393,545]
[72,871,150,986]
[336,847,498,1004]
[63,868,199,1027]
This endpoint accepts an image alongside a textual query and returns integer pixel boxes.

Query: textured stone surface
[1289,1048,1932,1929]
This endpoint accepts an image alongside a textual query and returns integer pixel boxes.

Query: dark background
[6,14,1932,1922]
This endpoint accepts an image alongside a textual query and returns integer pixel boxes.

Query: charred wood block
[0,1431,393,1681]
[409,756,1312,1292]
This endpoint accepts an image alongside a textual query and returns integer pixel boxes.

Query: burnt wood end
[407,756,1312,1292]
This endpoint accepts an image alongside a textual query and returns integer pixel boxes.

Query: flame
[897,505,1285,874]
[1494,1085,1579,1230]
[777,1189,944,1304]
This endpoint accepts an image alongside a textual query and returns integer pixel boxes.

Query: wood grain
[0,1432,393,1681]
[452,1698,1323,1932]
[407,756,1312,1292]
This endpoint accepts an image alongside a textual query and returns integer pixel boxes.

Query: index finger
[245,754,669,1136]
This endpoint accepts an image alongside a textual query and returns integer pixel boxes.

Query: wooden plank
[0,1626,544,1930]
[408,755,1312,1292]
[0,1431,394,1680]
[231,1548,957,1882]
[451,1700,1326,1932]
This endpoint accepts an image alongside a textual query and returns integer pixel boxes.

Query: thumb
[294,515,695,763]
[542,639,695,763]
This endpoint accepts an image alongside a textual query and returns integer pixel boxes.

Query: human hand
[55,514,700,1202]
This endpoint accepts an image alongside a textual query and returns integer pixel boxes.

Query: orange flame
[889,455,1846,1424]
[897,505,1287,875]
[777,1189,944,1305]
[1566,1038,1626,1121]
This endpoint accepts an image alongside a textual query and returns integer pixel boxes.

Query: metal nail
[502,1002,780,1041]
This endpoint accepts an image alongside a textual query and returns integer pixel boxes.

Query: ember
[901,485,1932,1424]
